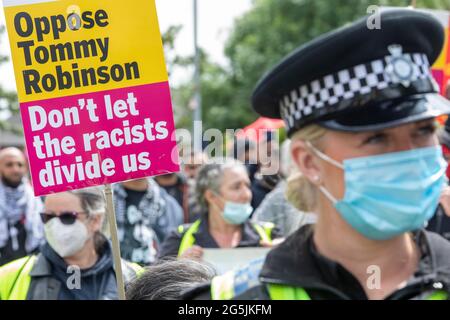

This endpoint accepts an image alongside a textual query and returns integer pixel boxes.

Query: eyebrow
[363,120,436,136]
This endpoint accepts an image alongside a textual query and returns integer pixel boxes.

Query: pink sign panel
[20,82,179,195]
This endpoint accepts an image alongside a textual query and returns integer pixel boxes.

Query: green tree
[172,49,249,132]
[175,0,449,131]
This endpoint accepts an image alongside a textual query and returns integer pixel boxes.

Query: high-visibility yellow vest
[177,219,275,257]
[0,255,35,300]
[211,280,449,300]
[209,260,449,300]
[266,285,449,300]
[0,255,144,300]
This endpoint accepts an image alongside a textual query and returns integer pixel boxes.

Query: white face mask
[44,218,89,258]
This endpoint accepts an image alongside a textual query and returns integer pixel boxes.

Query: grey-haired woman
[158,158,282,260]
[0,187,142,300]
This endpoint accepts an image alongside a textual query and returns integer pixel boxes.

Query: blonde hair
[285,125,327,212]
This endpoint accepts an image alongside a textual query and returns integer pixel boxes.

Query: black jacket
[427,205,450,241]
[184,225,450,300]
[158,217,279,259]
[24,238,140,300]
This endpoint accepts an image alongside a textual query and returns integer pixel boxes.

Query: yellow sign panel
[4,0,168,103]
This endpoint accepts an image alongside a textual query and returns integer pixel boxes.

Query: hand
[179,245,204,261]
[440,186,450,217]
[259,237,285,248]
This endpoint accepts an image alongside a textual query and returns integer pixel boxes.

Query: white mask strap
[318,185,338,205]
[306,141,344,170]
[304,141,341,204]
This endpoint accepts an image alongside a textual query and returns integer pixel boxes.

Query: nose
[12,165,24,174]
[391,133,416,153]
[393,140,415,152]
[241,185,252,203]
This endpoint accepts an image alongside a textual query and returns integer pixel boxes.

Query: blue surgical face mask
[213,193,253,225]
[308,143,448,240]
[222,201,253,225]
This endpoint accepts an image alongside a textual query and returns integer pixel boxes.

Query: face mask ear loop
[210,191,225,213]
[318,185,339,205]
[305,141,344,170]
[304,141,342,205]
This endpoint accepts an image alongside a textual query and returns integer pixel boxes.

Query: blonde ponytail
[285,125,327,212]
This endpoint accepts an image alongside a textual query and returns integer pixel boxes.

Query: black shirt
[156,175,187,209]
[119,188,152,264]
[125,188,147,207]
[0,219,28,266]
[426,205,450,241]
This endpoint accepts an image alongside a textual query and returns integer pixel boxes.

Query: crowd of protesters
[2,111,450,299]
[0,133,299,299]
[3,9,450,301]
[0,133,290,267]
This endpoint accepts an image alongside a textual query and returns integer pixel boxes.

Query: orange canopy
[236,117,285,142]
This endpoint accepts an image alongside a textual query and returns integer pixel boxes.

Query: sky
[0,0,252,91]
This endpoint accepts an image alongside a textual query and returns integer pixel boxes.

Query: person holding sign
[185,9,450,300]
[158,158,283,261]
[0,187,142,300]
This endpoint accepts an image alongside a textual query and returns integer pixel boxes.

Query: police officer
[158,158,280,260]
[426,118,450,240]
[184,9,450,300]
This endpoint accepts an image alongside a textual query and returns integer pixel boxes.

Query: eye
[230,183,241,190]
[362,132,387,145]
[414,124,436,137]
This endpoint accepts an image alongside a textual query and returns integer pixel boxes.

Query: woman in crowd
[158,158,282,260]
[0,187,142,300]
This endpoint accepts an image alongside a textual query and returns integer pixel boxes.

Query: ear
[88,214,103,233]
[204,189,219,207]
[290,139,323,186]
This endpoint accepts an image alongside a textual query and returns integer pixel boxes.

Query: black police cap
[252,9,450,136]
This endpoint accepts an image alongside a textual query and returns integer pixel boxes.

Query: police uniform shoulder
[422,230,450,268]
[183,258,268,300]
[181,283,212,300]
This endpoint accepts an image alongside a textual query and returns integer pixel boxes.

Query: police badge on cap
[252,9,450,136]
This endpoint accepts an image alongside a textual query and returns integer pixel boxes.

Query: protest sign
[2,0,179,196]
[203,247,271,275]
[423,9,450,95]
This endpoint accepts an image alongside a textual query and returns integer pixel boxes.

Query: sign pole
[104,183,126,300]
[193,0,202,152]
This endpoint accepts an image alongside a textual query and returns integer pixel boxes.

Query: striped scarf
[0,179,44,252]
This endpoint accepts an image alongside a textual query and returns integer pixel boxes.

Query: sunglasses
[40,211,87,225]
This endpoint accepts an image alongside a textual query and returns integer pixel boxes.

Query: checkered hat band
[280,53,432,130]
